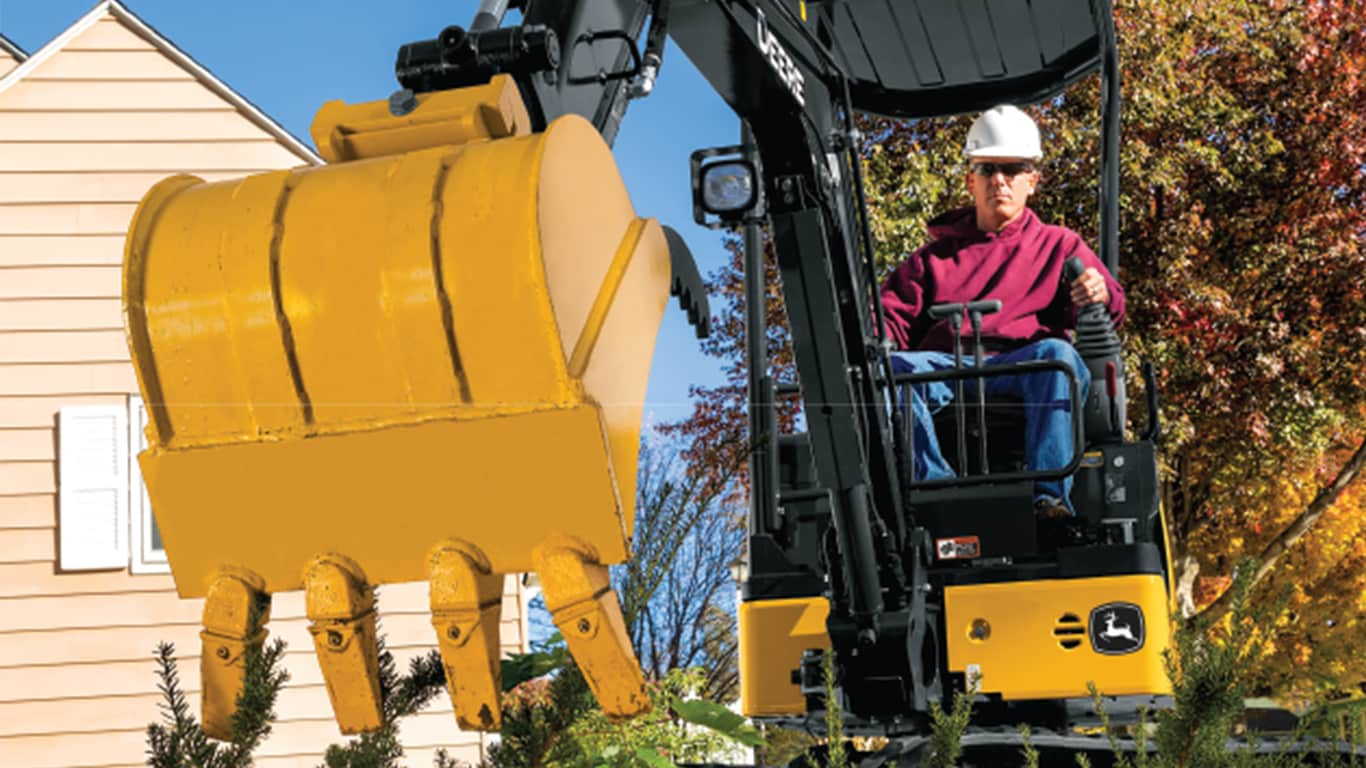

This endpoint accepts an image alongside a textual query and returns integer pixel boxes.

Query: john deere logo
[1089,603,1145,655]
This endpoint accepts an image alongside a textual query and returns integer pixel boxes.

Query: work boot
[1033,496,1071,520]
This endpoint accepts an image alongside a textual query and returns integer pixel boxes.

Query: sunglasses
[971,161,1036,178]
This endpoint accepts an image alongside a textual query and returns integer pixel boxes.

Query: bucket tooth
[304,554,383,734]
[429,541,504,731]
[200,567,270,741]
[533,540,650,719]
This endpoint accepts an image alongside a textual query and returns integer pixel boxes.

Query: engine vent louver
[1054,613,1086,651]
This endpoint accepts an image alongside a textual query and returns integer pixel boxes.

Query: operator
[880,105,1124,518]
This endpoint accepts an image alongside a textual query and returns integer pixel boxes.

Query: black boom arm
[666,0,916,683]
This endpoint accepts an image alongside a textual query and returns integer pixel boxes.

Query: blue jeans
[890,338,1089,512]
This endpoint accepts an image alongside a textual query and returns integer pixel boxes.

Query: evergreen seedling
[925,676,975,768]
[1155,561,1273,767]
[320,630,447,768]
[1087,681,1154,768]
[145,599,288,768]
[1079,557,1333,768]
[1020,724,1041,768]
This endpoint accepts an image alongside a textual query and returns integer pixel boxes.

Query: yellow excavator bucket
[123,75,665,737]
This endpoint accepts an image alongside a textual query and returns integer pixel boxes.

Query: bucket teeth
[429,541,505,731]
[304,554,383,734]
[533,540,650,719]
[200,567,270,741]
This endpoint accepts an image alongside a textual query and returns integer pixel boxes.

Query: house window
[128,395,168,574]
[57,395,167,574]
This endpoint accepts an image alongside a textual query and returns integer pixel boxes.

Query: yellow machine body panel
[944,574,1172,700]
[738,596,831,717]
[124,102,668,598]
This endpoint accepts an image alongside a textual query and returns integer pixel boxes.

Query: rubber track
[685,727,1366,767]
[869,727,1366,768]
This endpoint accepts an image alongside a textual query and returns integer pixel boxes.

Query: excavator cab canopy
[821,0,1111,118]
[799,0,1122,274]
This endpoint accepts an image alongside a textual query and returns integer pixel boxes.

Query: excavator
[122,0,1184,764]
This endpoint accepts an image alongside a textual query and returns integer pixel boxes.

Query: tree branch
[1197,437,1366,623]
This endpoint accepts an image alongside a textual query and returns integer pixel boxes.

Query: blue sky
[0,0,734,422]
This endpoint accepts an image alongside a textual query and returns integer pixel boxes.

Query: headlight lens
[701,162,756,213]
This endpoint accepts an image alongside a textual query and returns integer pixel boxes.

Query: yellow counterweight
[944,574,1172,700]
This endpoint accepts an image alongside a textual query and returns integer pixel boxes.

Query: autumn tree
[670,0,1366,698]
[659,233,799,504]
[616,433,746,702]
[1024,0,1365,700]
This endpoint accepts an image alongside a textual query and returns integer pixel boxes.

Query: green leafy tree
[478,649,760,767]
[561,668,755,766]
[480,431,759,766]
[616,434,745,703]
[656,233,800,506]
[1009,3,1366,650]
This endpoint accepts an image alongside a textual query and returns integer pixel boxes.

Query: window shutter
[58,405,129,570]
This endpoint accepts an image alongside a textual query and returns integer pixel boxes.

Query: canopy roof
[814,0,1111,117]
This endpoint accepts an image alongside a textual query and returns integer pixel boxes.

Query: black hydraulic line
[628,0,669,99]
[838,485,882,645]
[515,0,650,145]
[840,68,889,348]
[769,204,885,640]
[1093,0,1121,276]
[743,120,780,536]
[837,75,909,547]
[780,487,829,504]
[839,68,912,527]
[470,0,509,31]
[565,30,643,85]
[644,0,671,58]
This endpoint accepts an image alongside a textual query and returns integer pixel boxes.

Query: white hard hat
[963,105,1042,159]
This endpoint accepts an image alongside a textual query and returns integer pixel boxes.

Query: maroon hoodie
[879,207,1124,353]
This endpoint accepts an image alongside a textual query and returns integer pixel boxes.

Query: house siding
[0,10,524,766]
[0,48,21,78]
